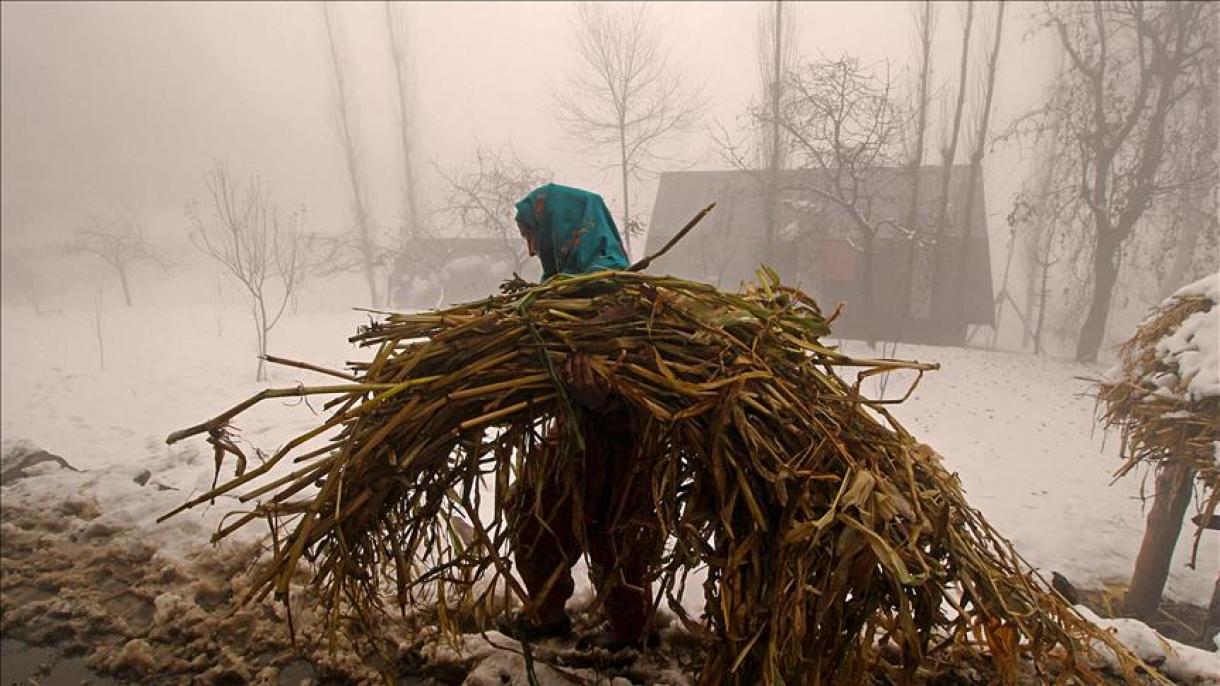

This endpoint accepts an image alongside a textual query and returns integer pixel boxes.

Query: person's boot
[575,623,660,652]
[496,610,573,641]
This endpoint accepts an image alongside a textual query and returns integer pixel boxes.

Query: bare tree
[322,1,380,307]
[706,3,795,277]
[765,56,908,346]
[956,2,1006,333]
[556,2,705,257]
[1011,38,1069,353]
[904,1,936,237]
[908,2,973,330]
[384,1,423,247]
[933,2,975,238]
[1007,176,1085,355]
[758,1,796,266]
[1148,19,1218,299]
[895,0,938,345]
[438,146,552,275]
[1037,0,1215,362]
[187,163,314,382]
[1023,0,1218,617]
[69,206,164,308]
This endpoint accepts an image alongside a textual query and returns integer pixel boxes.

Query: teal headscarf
[514,183,629,279]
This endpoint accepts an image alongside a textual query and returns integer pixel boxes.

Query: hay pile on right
[166,270,1161,684]
[1097,273,1219,559]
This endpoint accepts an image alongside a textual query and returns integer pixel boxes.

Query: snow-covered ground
[1,280,1217,682]
[837,337,1216,605]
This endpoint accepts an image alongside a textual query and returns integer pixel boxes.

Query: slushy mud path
[0,497,401,685]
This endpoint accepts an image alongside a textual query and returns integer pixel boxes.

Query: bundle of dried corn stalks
[166,270,1156,684]
[1096,283,1219,562]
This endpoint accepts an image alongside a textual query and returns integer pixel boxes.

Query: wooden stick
[628,202,716,273]
[165,384,393,445]
[262,354,358,381]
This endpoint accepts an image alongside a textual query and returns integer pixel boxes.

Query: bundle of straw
[1096,281,1219,563]
[166,269,1155,684]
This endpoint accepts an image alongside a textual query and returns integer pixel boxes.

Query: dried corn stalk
[167,270,1158,684]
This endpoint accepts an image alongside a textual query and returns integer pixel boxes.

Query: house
[643,167,995,346]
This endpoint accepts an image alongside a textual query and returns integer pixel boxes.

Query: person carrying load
[499,183,661,650]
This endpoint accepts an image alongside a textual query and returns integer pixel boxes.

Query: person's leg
[509,428,577,629]
[581,411,659,645]
[587,522,658,644]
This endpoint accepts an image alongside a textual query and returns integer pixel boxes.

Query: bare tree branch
[1030,0,1215,361]
[437,145,552,275]
[753,56,910,346]
[187,162,318,381]
[555,2,706,256]
[69,206,167,307]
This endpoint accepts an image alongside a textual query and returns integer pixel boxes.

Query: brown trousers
[509,410,660,643]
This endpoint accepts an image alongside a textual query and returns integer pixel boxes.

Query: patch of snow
[1154,301,1219,401]
[841,340,1216,604]
[1173,273,1220,302]
[1075,606,1220,683]
[2,270,1217,681]
[2,299,1215,601]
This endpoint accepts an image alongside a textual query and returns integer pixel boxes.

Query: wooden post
[1206,573,1220,645]
[1123,464,1196,618]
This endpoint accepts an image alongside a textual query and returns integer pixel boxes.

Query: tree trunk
[1022,43,1066,351]
[1033,246,1052,356]
[764,0,784,268]
[928,3,973,342]
[957,3,1004,338]
[1075,229,1121,362]
[385,1,421,247]
[901,0,933,339]
[93,289,105,371]
[934,1,973,237]
[323,4,381,308]
[989,226,1020,351]
[116,265,133,307]
[1022,237,1044,351]
[255,295,269,382]
[1076,3,1199,362]
[1124,464,1196,618]
[1207,573,1220,643]
[619,123,632,258]
[862,237,877,348]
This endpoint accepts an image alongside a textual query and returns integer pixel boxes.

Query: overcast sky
[1,1,1054,252]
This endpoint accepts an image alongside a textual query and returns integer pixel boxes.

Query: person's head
[517,219,538,257]
[513,183,629,279]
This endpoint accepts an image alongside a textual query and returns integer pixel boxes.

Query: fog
[2,2,1218,681]
[2,1,1052,245]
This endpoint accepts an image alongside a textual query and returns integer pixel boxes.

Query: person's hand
[562,353,612,412]
[499,273,533,295]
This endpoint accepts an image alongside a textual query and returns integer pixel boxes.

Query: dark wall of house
[645,168,995,346]
[794,235,990,345]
